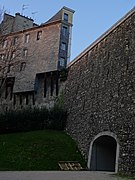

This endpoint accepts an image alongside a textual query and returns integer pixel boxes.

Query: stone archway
[88,132,119,172]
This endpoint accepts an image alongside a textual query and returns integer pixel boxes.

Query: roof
[68,6,135,67]
[0,6,75,38]
[44,6,75,25]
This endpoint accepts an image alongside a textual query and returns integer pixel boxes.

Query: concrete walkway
[0,171,131,180]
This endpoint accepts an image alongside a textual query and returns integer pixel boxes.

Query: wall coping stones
[68,6,135,68]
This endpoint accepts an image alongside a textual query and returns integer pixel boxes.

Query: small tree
[0,8,22,98]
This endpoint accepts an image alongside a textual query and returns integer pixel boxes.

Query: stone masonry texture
[13,23,61,93]
[64,9,135,174]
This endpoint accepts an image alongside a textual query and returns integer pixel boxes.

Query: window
[13,37,18,45]
[23,49,28,57]
[24,34,30,43]
[32,93,35,105]
[64,13,68,21]
[59,57,65,67]
[37,31,42,40]
[5,86,8,99]
[7,64,13,73]
[62,26,68,36]
[19,94,22,105]
[61,42,66,51]
[10,86,13,100]
[26,94,29,105]
[20,62,26,71]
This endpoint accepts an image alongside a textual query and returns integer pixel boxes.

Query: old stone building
[64,7,135,174]
[0,7,74,110]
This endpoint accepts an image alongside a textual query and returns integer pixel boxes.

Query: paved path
[0,171,131,180]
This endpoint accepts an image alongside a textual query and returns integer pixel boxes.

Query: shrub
[0,106,67,134]
[49,106,67,130]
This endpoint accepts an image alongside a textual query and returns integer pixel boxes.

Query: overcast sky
[0,0,135,61]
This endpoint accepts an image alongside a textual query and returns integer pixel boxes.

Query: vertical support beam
[50,72,54,96]
[56,71,59,96]
[13,94,16,105]
[10,86,13,100]
[44,73,47,98]
[26,94,29,105]
[5,85,8,99]
[32,92,35,105]
[20,94,22,105]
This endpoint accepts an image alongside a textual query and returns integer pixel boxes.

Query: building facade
[0,7,74,110]
[64,7,135,175]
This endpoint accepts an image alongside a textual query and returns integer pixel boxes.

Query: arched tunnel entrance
[90,135,117,172]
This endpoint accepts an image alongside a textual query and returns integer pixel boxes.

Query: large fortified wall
[64,9,135,174]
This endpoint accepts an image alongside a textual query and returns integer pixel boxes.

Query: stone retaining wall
[64,10,135,174]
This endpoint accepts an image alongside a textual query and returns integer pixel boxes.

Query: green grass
[0,130,86,170]
[114,174,135,180]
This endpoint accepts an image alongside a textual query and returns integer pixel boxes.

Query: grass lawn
[0,130,86,170]
[114,174,135,180]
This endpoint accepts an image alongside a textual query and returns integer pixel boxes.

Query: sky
[0,0,135,61]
